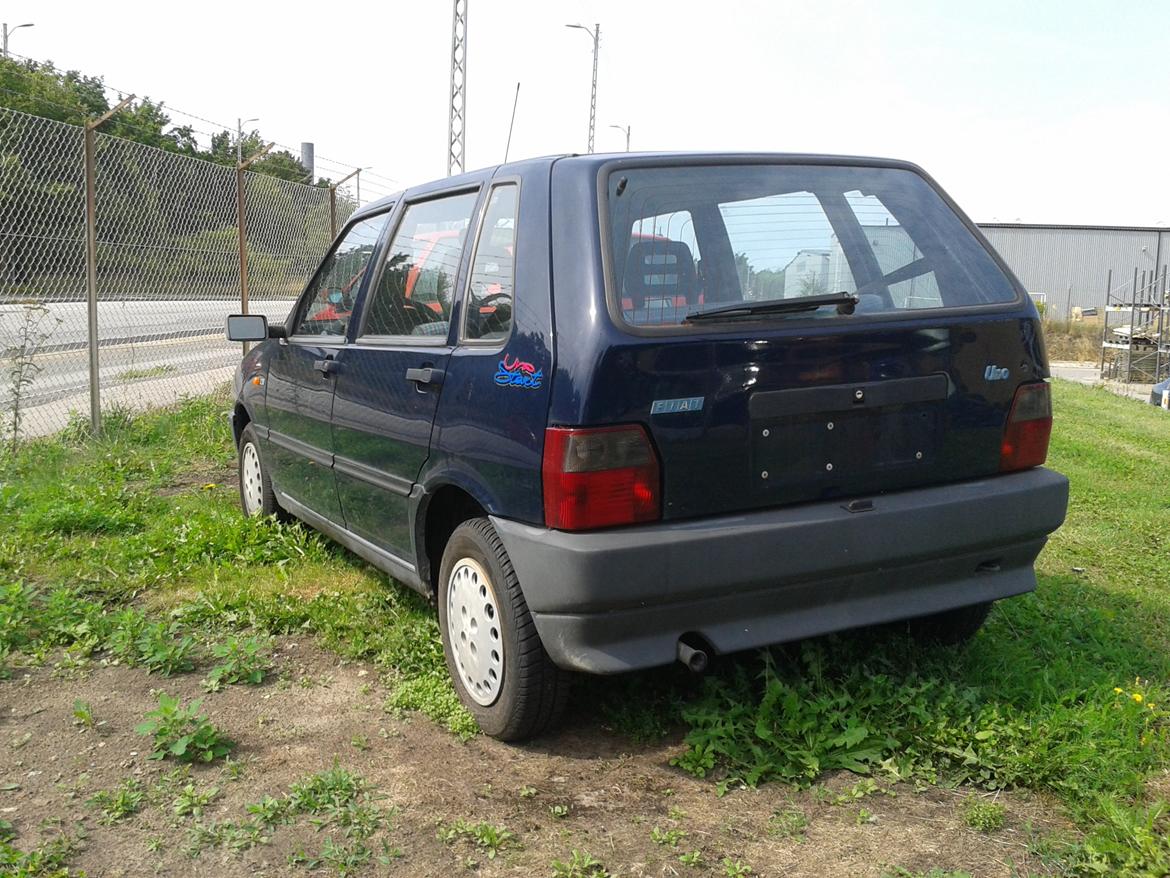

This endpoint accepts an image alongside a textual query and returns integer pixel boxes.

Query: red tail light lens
[542,425,661,530]
[1000,382,1052,472]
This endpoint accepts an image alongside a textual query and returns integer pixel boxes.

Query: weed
[668,805,687,821]
[71,700,95,730]
[856,807,876,825]
[2,302,60,451]
[767,807,808,840]
[440,819,517,859]
[202,634,271,691]
[88,778,144,824]
[0,821,13,843]
[882,869,973,878]
[519,785,537,799]
[172,783,219,818]
[549,803,570,819]
[678,850,703,866]
[220,758,247,782]
[135,622,197,675]
[0,831,80,877]
[551,849,610,878]
[384,670,479,739]
[961,797,1005,832]
[145,836,163,853]
[245,796,290,826]
[135,692,233,763]
[721,857,752,877]
[287,766,364,813]
[350,734,369,751]
[650,826,687,847]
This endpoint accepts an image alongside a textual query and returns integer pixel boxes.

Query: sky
[9,0,1170,225]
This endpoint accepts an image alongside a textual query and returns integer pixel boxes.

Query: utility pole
[609,123,630,151]
[2,22,34,58]
[447,0,468,176]
[237,117,258,166]
[566,23,600,153]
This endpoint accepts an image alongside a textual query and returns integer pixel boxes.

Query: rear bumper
[490,467,1069,673]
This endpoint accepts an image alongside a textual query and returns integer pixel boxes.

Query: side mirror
[225,314,269,342]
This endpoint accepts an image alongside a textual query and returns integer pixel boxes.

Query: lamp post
[565,23,599,153]
[2,22,34,58]
[609,123,630,151]
[237,117,259,165]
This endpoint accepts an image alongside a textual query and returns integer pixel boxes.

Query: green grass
[116,364,178,381]
[2,384,1170,874]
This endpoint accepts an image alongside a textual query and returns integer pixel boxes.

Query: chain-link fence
[0,105,359,443]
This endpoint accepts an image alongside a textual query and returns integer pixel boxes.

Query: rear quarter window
[603,164,1019,329]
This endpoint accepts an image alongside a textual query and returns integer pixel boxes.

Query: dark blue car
[226,153,1070,740]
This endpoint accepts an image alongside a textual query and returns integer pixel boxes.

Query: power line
[5,51,399,185]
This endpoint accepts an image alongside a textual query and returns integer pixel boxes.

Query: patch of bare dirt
[0,642,1072,877]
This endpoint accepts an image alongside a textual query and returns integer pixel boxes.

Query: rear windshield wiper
[685,292,859,323]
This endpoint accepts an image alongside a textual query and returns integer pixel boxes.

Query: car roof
[347,151,928,225]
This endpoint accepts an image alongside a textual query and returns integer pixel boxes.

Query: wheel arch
[415,481,494,597]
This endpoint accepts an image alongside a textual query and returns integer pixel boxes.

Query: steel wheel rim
[447,557,504,706]
[241,442,264,516]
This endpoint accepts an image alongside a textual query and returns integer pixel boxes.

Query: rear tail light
[542,425,661,530]
[1000,382,1052,472]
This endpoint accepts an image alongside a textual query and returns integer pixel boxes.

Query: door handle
[313,358,341,376]
[405,366,445,387]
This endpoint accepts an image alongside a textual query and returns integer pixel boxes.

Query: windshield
[604,164,1019,328]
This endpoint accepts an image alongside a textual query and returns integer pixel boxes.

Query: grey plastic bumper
[490,467,1069,673]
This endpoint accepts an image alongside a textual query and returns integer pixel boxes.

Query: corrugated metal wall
[977,224,1170,318]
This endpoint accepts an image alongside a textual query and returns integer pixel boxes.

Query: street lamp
[237,117,259,165]
[2,22,34,58]
[609,123,631,152]
[565,23,600,154]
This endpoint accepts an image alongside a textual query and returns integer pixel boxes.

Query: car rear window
[604,164,1019,328]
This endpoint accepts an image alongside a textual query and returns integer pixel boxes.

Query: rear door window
[605,164,1018,329]
[361,190,479,340]
[462,184,518,342]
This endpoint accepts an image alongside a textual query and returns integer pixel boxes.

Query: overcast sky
[12,0,1169,225]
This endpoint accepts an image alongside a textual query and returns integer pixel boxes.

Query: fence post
[329,187,337,240]
[236,144,274,355]
[83,95,134,437]
[328,168,361,242]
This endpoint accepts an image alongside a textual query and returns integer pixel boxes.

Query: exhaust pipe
[677,638,709,673]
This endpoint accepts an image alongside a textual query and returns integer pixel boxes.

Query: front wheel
[237,423,285,520]
[438,518,571,741]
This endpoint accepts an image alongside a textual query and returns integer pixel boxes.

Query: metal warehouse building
[977,224,1170,318]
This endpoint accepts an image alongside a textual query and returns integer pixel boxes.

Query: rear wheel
[237,424,285,520]
[438,517,571,741]
[904,601,993,646]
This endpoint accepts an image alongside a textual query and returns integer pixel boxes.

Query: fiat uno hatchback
[226,153,1069,741]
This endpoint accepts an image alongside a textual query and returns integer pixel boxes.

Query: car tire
[237,423,285,520]
[438,517,571,741]
[904,601,993,646]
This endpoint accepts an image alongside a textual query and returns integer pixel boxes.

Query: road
[1,299,296,438]
[0,298,295,351]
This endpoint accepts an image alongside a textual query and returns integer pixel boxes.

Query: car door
[331,187,482,559]
[264,211,391,522]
